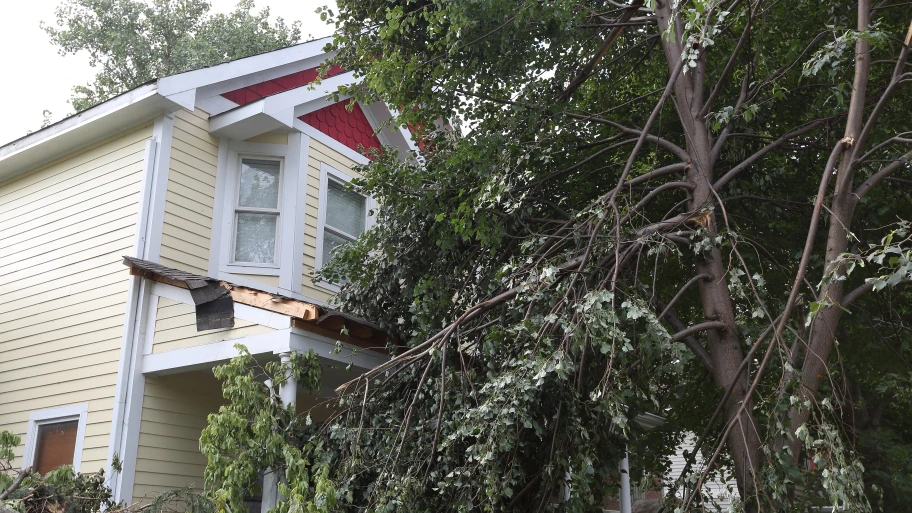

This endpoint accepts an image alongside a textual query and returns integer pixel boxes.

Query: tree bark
[654,1,763,507]
[783,0,872,462]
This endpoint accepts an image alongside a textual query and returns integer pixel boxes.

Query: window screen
[33,420,78,475]
[323,178,367,265]
[233,158,281,264]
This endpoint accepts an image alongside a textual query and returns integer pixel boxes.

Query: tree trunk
[653,1,763,507]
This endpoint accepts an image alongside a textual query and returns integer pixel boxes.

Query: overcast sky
[0,0,337,146]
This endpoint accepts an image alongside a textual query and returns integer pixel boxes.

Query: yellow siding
[132,371,225,503]
[152,297,274,354]
[300,139,362,303]
[0,123,152,471]
[159,109,217,276]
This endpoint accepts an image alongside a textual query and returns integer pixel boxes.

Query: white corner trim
[279,132,308,292]
[294,120,370,165]
[142,329,294,375]
[144,113,175,263]
[23,403,89,473]
[209,137,230,278]
[149,281,292,330]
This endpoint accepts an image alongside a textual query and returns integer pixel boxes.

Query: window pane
[34,420,78,475]
[322,230,352,265]
[235,213,278,264]
[326,179,365,237]
[239,159,280,209]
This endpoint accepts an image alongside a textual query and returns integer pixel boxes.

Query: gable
[220,65,345,106]
[299,100,382,154]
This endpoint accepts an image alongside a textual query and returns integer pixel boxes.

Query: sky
[0,0,337,146]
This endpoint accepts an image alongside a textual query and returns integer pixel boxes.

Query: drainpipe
[620,450,632,513]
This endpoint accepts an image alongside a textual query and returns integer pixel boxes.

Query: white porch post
[262,353,297,512]
[620,449,632,513]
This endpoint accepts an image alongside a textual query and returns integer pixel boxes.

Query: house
[0,39,734,513]
[0,38,414,509]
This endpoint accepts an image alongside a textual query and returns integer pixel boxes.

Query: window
[212,136,309,293]
[33,421,79,475]
[232,158,283,266]
[315,164,372,280]
[322,179,367,264]
[24,404,88,474]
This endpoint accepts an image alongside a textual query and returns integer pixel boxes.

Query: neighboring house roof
[123,256,391,352]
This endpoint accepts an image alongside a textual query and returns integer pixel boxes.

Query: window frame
[228,155,285,268]
[314,163,374,291]
[23,403,88,473]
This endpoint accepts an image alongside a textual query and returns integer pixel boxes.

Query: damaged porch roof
[122,256,391,352]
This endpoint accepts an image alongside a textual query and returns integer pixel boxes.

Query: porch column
[619,449,632,513]
[262,353,297,512]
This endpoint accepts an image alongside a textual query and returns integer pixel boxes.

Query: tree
[199,1,912,511]
[42,0,302,112]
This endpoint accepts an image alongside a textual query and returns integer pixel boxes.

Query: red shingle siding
[299,100,382,155]
[221,65,345,106]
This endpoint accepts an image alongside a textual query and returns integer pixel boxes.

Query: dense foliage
[43,0,301,111]
[199,1,912,512]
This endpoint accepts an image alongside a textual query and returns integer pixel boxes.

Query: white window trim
[23,403,89,473]
[314,162,375,292]
[212,138,308,295]
[228,155,285,269]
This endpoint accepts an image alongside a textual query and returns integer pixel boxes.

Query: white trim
[209,72,357,141]
[142,329,294,375]
[144,114,175,262]
[0,86,186,183]
[294,120,370,165]
[290,328,389,370]
[209,137,231,277]
[213,137,312,297]
[228,155,285,269]
[23,403,89,473]
[279,133,307,291]
[140,326,389,375]
[218,142,291,276]
[107,112,174,502]
[156,38,334,97]
[149,281,292,330]
[313,163,375,292]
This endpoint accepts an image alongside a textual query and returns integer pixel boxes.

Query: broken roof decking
[123,256,391,352]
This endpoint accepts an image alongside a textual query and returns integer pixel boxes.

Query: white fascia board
[0,84,185,182]
[265,72,356,115]
[142,329,294,375]
[156,38,334,97]
[290,328,390,371]
[149,280,292,330]
[208,100,292,140]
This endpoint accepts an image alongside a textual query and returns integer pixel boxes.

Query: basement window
[23,404,88,474]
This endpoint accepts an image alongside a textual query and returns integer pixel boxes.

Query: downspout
[106,112,174,504]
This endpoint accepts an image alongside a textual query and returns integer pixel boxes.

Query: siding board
[0,123,150,472]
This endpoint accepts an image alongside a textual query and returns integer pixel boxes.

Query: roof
[123,256,391,351]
